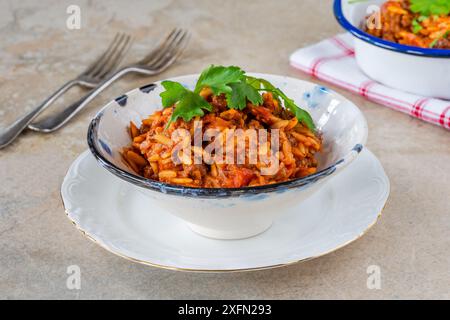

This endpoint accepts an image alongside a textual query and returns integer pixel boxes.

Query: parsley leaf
[194,65,245,95]
[247,76,277,91]
[245,76,316,131]
[410,0,450,16]
[274,88,315,132]
[226,82,263,110]
[160,80,211,126]
[160,81,188,107]
[169,91,212,123]
[412,19,423,34]
[159,66,316,132]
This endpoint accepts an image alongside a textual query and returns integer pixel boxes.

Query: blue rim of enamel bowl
[86,84,365,199]
[334,0,450,58]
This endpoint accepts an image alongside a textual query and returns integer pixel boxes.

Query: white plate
[62,148,389,272]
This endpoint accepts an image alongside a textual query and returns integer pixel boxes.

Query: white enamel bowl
[335,0,450,99]
[87,73,368,240]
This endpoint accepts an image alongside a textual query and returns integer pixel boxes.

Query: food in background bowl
[364,0,450,49]
[121,65,322,188]
[334,0,450,99]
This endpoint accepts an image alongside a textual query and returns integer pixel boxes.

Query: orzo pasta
[365,0,450,49]
[121,66,322,188]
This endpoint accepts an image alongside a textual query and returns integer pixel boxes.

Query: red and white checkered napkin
[289,33,450,130]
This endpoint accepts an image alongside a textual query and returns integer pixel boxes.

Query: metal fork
[28,28,190,133]
[0,33,132,149]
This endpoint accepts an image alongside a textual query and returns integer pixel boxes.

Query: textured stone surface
[0,0,449,299]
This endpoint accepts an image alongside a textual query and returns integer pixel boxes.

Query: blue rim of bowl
[334,0,450,58]
[87,85,365,199]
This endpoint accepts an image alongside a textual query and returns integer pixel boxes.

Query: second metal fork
[0,33,131,149]
[29,28,190,133]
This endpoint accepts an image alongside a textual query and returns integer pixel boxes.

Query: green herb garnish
[226,82,263,110]
[194,65,244,95]
[160,65,316,131]
[412,19,423,34]
[160,81,212,124]
[410,0,450,17]
[246,76,316,131]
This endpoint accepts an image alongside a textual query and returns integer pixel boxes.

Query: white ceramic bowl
[335,0,450,99]
[87,73,368,240]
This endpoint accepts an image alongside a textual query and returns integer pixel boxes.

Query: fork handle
[0,79,80,149]
[28,68,132,133]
